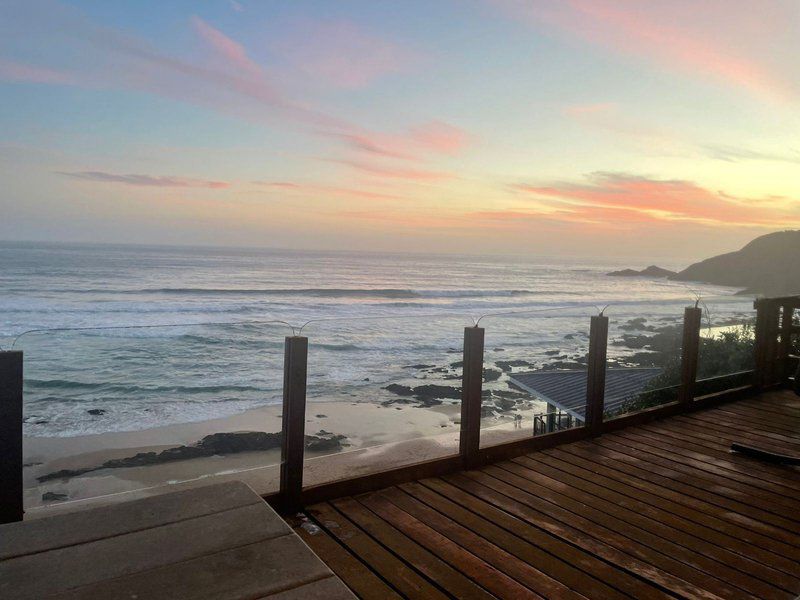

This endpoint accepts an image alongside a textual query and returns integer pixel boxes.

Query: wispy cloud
[254,181,401,201]
[562,102,616,117]
[0,58,75,85]
[191,16,261,76]
[701,145,800,165]
[271,19,417,89]
[492,0,796,103]
[58,171,230,189]
[326,159,454,181]
[512,172,800,227]
[327,121,470,162]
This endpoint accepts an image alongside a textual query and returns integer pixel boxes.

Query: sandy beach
[23,396,551,518]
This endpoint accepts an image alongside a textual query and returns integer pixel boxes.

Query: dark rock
[495,359,534,372]
[619,317,657,332]
[383,382,460,406]
[405,363,435,369]
[39,468,94,482]
[544,350,560,355]
[483,368,502,382]
[42,491,68,502]
[413,384,461,400]
[38,429,352,483]
[494,348,505,352]
[305,431,347,452]
[383,383,415,396]
[481,405,496,418]
[539,360,587,371]
[87,409,106,416]
[494,397,517,412]
[607,265,676,278]
[315,414,327,418]
[198,431,282,454]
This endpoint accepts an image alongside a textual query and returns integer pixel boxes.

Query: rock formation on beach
[669,230,800,296]
[607,265,676,278]
[37,430,348,482]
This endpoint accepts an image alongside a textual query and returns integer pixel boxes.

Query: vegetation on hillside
[614,320,755,415]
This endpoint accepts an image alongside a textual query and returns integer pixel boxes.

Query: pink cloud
[408,121,470,155]
[191,16,261,76]
[513,172,800,227]
[326,159,454,182]
[326,121,470,162]
[254,180,401,201]
[493,0,795,103]
[0,59,75,85]
[58,171,230,189]
[562,102,616,116]
[272,19,416,89]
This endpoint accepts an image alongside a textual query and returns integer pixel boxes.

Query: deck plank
[288,391,800,599]
[291,514,402,600]
[307,502,449,599]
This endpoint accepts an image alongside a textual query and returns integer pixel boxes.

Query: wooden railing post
[585,315,608,436]
[679,306,702,404]
[778,303,795,383]
[280,336,308,512]
[754,299,780,388]
[1,351,23,524]
[460,326,484,469]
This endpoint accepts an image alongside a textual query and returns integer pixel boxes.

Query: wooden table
[0,481,355,599]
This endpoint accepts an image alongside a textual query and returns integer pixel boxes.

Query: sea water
[0,241,751,437]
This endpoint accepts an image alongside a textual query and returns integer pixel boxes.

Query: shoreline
[24,397,549,518]
[23,399,469,517]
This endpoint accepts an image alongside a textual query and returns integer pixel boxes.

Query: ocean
[0,241,752,438]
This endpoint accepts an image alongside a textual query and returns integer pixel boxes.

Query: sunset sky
[1,0,799,260]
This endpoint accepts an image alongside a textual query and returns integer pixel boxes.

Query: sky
[1,0,799,261]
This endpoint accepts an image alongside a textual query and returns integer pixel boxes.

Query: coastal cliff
[669,230,800,296]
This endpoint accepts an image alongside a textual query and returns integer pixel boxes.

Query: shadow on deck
[289,389,800,600]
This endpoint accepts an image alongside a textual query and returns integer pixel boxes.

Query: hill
[608,265,676,278]
[670,230,800,296]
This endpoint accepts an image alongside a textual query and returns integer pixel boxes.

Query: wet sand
[24,398,545,518]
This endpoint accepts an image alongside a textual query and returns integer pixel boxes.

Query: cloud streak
[58,171,230,189]
[254,181,402,201]
[326,159,454,181]
[493,0,796,103]
[512,172,800,227]
[271,19,417,89]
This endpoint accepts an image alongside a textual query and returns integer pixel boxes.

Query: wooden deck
[291,389,800,599]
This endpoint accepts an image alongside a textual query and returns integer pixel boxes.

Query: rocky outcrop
[670,230,800,296]
[382,383,461,406]
[37,430,347,482]
[607,265,676,278]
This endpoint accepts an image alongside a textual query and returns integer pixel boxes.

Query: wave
[25,379,269,395]
[33,287,585,299]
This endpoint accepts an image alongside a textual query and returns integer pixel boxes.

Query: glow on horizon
[0,0,798,260]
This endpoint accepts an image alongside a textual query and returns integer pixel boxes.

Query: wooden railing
[2,295,798,521]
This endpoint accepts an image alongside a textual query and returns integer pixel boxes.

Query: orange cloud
[254,181,401,201]
[513,172,800,227]
[326,159,454,181]
[562,102,616,116]
[327,121,470,162]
